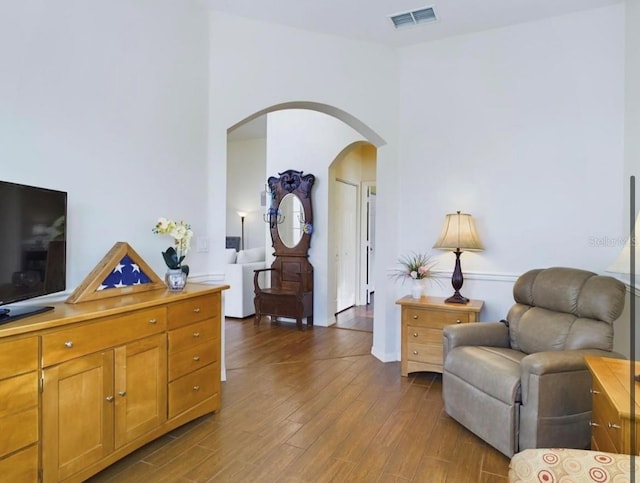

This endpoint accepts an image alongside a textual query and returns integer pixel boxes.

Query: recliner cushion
[444,346,526,404]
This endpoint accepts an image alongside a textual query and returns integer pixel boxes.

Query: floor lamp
[433,211,484,304]
[238,211,247,250]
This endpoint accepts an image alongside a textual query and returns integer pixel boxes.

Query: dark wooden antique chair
[253,169,315,330]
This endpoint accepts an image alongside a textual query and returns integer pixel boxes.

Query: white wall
[208,12,400,357]
[226,137,267,250]
[0,0,210,290]
[392,6,625,358]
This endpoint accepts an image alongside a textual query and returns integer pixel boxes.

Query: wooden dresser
[0,283,227,483]
[396,295,483,376]
[586,355,640,455]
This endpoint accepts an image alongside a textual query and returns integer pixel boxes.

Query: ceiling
[201,0,621,48]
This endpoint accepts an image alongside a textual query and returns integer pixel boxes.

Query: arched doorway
[225,105,383,332]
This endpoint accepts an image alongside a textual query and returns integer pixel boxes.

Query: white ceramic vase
[411,278,423,299]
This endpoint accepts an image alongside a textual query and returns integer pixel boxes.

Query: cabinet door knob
[608,422,621,429]
[118,390,127,397]
[413,350,418,355]
[412,315,418,319]
[589,421,599,427]
[64,341,74,348]
[149,318,157,324]
[193,355,201,361]
[412,332,418,338]
[193,385,200,391]
[590,389,600,395]
[193,332,200,338]
[193,308,201,313]
[456,319,461,324]
[106,396,114,402]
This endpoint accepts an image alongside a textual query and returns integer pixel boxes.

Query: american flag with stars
[98,255,152,290]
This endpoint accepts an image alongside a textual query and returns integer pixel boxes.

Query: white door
[367,188,376,304]
[336,180,357,313]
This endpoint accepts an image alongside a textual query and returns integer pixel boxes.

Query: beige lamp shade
[607,212,639,274]
[433,211,484,251]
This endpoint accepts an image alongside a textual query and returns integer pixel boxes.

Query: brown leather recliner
[442,267,626,457]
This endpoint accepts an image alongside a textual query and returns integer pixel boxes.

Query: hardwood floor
[88,311,510,482]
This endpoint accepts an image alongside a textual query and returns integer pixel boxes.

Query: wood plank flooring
[88,311,510,482]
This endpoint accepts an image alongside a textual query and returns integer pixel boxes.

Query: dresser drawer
[0,337,38,379]
[406,325,443,345]
[168,295,219,330]
[168,319,218,354]
[403,308,469,328]
[592,379,622,452]
[42,307,167,367]
[0,443,38,483]
[168,364,219,418]
[0,372,38,419]
[0,407,38,458]
[168,341,219,382]
[407,343,442,365]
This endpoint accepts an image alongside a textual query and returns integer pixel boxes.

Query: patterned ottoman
[508,448,639,482]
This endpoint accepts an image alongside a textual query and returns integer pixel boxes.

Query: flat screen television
[0,180,67,323]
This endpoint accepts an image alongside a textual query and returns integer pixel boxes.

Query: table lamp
[433,211,484,304]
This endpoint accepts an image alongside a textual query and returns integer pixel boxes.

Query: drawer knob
[64,341,74,348]
[456,320,461,324]
[193,332,200,338]
[193,355,201,361]
[590,389,600,395]
[119,390,127,397]
[589,421,600,427]
[413,350,418,355]
[106,396,114,402]
[193,385,200,391]
[412,332,418,338]
[149,318,157,324]
[412,315,418,320]
[193,308,201,313]
[607,422,621,429]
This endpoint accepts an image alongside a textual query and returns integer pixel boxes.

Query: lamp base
[445,291,469,304]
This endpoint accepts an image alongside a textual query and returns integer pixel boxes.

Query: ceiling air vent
[389,6,437,29]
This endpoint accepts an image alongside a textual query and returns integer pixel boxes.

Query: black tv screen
[0,180,67,311]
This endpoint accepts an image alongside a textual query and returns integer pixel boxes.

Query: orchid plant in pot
[152,217,193,290]
[390,252,438,299]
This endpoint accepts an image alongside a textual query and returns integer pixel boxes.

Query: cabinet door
[114,333,167,447]
[42,351,114,482]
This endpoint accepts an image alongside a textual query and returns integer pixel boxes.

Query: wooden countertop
[0,283,229,339]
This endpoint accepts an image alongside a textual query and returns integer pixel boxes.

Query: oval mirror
[278,193,305,248]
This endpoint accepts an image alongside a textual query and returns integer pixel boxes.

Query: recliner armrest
[521,350,625,377]
[519,350,625,405]
[443,322,509,360]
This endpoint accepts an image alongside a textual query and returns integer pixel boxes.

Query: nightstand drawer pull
[193,355,201,361]
[456,319,461,324]
[193,385,200,391]
[106,396,114,402]
[412,332,418,338]
[413,350,418,355]
[64,341,74,348]
[193,332,200,338]
[193,308,201,313]
[590,388,600,395]
[149,318,157,324]
[412,315,418,320]
[607,422,621,429]
[589,421,599,427]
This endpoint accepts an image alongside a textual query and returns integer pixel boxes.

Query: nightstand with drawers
[586,355,640,455]
[396,295,483,376]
